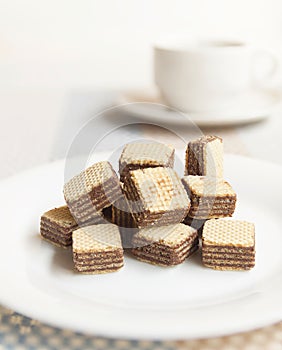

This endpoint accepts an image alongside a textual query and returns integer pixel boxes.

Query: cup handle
[251,48,279,87]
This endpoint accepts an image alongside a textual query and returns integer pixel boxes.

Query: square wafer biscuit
[123,167,190,228]
[63,161,122,225]
[72,224,124,274]
[182,176,236,219]
[40,206,78,248]
[119,142,174,181]
[131,223,198,266]
[185,135,223,178]
[202,219,255,271]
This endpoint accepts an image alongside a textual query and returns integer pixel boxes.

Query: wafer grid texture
[40,206,78,248]
[123,167,190,227]
[72,224,124,274]
[182,176,236,219]
[119,142,175,181]
[63,161,122,224]
[202,219,255,271]
[185,135,223,178]
[132,223,199,266]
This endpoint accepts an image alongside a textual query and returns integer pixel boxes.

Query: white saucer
[116,88,281,127]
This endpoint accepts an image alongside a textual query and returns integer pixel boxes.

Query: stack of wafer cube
[40,137,255,274]
[183,135,255,270]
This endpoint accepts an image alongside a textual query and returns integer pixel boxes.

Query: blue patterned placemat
[1,305,282,350]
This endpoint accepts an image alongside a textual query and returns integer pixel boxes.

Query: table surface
[0,87,282,349]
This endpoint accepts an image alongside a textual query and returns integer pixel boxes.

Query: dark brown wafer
[131,223,198,266]
[40,206,78,248]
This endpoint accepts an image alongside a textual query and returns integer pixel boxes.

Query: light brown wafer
[40,206,78,248]
[63,161,122,225]
[72,224,124,274]
[119,142,174,181]
[202,219,255,271]
[202,219,255,247]
[182,176,236,219]
[124,167,190,227]
[185,135,223,178]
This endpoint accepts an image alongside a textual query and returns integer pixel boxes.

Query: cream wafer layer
[75,262,124,274]
[74,257,124,266]
[204,137,223,178]
[124,167,190,227]
[133,223,197,247]
[182,176,236,197]
[64,161,121,202]
[203,263,255,271]
[185,135,223,178]
[119,142,174,180]
[202,219,255,247]
[73,224,122,253]
[41,206,77,228]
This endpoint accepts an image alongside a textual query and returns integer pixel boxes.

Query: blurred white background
[0,0,282,178]
[1,0,282,89]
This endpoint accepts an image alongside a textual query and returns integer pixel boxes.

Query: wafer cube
[202,219,255,271]
[185,135,223,177]
[72,224,124,274]
[182,176,236,219]
[131,223,198,266]
[63,161,122,225]
[119,142,174,181]
[123,167,190,228]
[40,206,77,248]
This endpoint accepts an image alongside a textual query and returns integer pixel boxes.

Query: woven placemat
[0,305,282,350]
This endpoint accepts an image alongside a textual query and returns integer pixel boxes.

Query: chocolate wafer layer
[131,223,198,266]
[183,216,206,237]
[64,161,122,225]
[182,176,236,219]
[72,224,124,274]
[111,188,138,248]
[112,195,137,229]
[202,219,255,271]
[185,135,223,178]
[124,167,190,228]
[40,206,78,248]
[119,142,175,182]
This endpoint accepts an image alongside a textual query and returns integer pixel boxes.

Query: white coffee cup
[154,39,278,112]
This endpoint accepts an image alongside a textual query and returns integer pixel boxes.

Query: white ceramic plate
[116,88,281,127]
[0,152,282,340]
